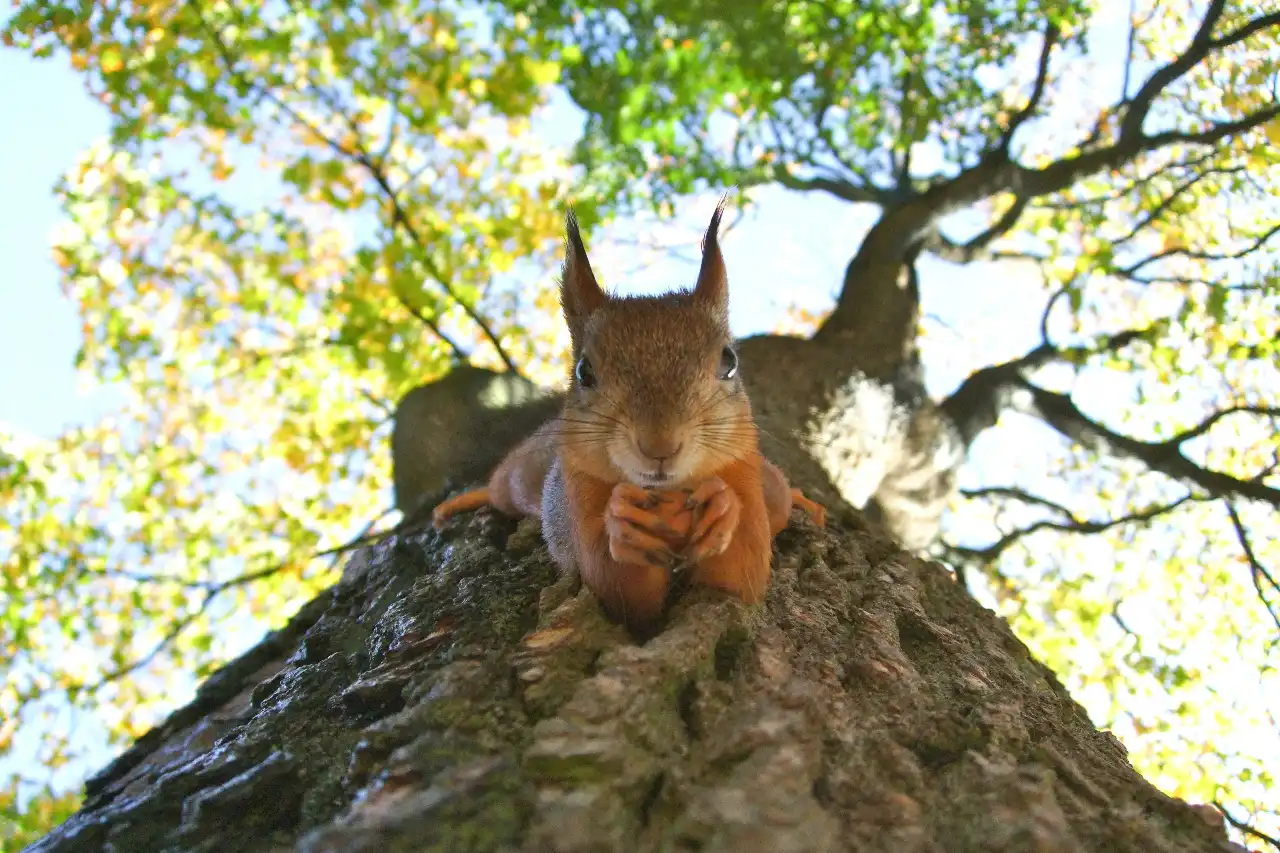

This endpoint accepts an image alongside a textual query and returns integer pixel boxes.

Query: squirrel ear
[561,209,606,331]
[693,195,729,312]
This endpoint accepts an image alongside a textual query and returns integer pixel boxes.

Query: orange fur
[431,488,490,528]
[687,455,773,604]
[564,468,671,626]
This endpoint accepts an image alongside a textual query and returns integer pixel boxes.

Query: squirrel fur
[432,200,824,631]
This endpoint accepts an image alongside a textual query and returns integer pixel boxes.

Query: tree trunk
[26,478,1241,853]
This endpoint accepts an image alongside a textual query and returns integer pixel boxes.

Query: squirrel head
[556,199,756,488]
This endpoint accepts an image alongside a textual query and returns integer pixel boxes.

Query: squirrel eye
[717,346,739,381]
[575,356,597,388]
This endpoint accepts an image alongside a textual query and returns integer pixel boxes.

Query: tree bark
[26,472,1241,853]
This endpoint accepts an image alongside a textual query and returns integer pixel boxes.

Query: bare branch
[1120,222,1280,276]
[396,295,467,357]
[1158,405,1280,448]
[1000,24,1060,151]
[948,492,1205,563]
[771,169,886,205]
[1120,0,1139,101]
[959,486,1075,519]
[75,561,287,695]
[1216,800,1280,852]
[1111,164,1249,246]
[940,328,1150,444]
[1225,502,1280,634]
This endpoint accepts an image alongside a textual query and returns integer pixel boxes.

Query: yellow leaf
[101,46,123,73]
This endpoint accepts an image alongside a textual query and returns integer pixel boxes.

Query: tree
[1,0,569,844]
[2,0,1277,850]
[15,487,1257,853]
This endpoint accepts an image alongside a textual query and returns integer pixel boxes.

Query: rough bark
[27,473,1240,853]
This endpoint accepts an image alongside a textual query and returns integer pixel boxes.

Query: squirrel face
[555,201,757,487]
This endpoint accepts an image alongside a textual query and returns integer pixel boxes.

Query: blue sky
[0,49,115,438]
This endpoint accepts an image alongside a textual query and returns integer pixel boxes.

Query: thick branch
[940,329,1149,444]
[818,5,1278,344]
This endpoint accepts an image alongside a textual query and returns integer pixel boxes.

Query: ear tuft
[561,207,605,342]
[693,194,730,311]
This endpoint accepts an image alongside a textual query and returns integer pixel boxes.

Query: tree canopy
[2,0,1278,849]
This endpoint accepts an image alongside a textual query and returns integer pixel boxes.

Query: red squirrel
[431,200,825,630]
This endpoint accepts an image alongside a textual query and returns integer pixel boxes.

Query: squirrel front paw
[684,477,742,562]
[605,483,688,571]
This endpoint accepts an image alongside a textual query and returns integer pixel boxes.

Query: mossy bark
[26,492,1240,853]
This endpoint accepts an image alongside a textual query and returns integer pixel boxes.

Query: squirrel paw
[605,483,681,571]
[790,488,827,528]
[685,477,742,562]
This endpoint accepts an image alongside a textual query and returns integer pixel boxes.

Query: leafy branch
[189,0,520,374]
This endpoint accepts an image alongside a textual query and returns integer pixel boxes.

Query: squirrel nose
[636,436,683,463]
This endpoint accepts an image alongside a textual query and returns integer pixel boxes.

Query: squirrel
[431,200,825,630]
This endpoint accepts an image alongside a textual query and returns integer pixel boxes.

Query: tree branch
[771,169,886,205]
[1119,222,1280,276]
[1215,800,1280,853]
[1111,164,1249,246]
[1118,0,1228,140]
[959,486,1075,519]
[1000,23,1059,152]
[1158,405,1280,449]
[1225,501,1280,634]
[1012,380,1280,508]
[924,195,1032,263]
[817,6,1278,345]
[947,491,1204,564]
[940,328,1150,444]
[191,1,523,375]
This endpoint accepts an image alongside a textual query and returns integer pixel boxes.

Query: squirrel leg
[582,480,674,628]
[548,467,672,629]
[686,459,773,605]
[761,456,826,532]
[431,488,490,529]
[789,488,827,527]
